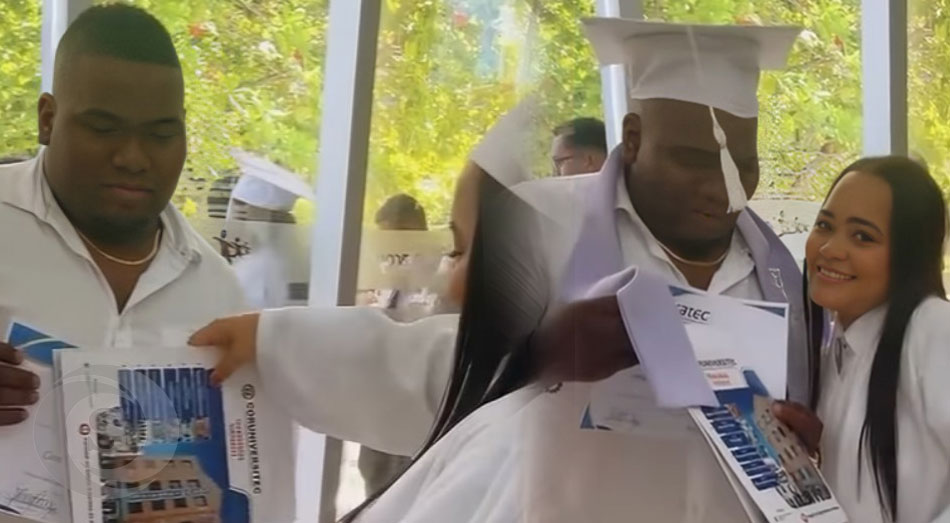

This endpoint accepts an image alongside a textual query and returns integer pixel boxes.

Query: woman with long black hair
[803,156,950,522]
[189,92,640,520]
[331,159,554,521]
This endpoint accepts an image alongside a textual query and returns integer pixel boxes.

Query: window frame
[51,1,910,521]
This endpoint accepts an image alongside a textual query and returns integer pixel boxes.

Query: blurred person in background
[357,193,429,496]
[375,193,427,232]
[550,117,607,176]
[226,149,314,309]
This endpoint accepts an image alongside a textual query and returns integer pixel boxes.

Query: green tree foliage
[0,0,41,160]
[643,0,862,200]
[366,0,600,222]
[910,0,950,190]
[4,0,946,222]
[99,0,329,218]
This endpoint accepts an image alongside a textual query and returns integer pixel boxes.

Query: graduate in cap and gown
[517,17,809,399]
[226,149,314,309]
[500,18,818,522]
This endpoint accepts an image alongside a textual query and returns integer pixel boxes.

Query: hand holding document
[0,310,297,523]
[581,282,848,523]
[0,342,39,426]
[0,316,76,523]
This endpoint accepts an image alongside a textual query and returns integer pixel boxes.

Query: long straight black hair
[340,172,550,522]
[805,156,947,521]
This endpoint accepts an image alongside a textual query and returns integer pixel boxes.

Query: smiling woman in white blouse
[803,156,950,523]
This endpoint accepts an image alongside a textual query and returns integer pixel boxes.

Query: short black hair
[375,194,427,231]
[553,117,607,154]
[55,4,180,78]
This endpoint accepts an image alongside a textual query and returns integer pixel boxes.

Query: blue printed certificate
[689,367,845,523]
[582,287,848,523]
[55,347,295,523]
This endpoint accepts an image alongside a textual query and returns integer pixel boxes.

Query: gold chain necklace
[657,240,728,268]
[77,227,162,267]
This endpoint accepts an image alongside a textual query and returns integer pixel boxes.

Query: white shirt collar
[614,173,669,262]
[0,150,203,263]
[832,304,888,356]
[613,173,753,266]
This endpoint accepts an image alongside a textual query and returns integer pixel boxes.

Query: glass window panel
[909,0,950,289]
[87,0,328,309]
[909,0,950,177]
[0,0,42,163]
[92,0,327,233]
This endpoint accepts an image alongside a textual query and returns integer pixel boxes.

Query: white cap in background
[229,149,315,212]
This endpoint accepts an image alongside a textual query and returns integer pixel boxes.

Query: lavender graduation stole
[560,147,809,403]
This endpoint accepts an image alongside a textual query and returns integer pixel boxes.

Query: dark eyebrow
[669,145,719,157]
[147,117,184,126]
[818,210,884,234]
[78,109,182,127]
[77,109,123,122]
[847,216,884,234]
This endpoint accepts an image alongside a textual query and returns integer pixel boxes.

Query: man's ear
[37,93,56,146]
[586,151,608,172]
[578,152,593,172]
[622,112,642,166]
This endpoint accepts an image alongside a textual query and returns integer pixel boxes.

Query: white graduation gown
[256,307,457,456]
[353,378,746,523]
[818,297,950,523]
[258,306,754,521]
[253,170,778,453]
[252,151,799,521]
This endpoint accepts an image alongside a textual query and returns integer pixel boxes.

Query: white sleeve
[911,301,950,523]
[255,306,458,456]
[916,303,950,456]
[931,507,950,523]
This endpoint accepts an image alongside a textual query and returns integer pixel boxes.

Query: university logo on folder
[580,286,848,523]
[56,347,297,523]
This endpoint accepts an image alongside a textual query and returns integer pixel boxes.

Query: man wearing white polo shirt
[0,6,245,520]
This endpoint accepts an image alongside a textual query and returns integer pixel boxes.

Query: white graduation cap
[228,149,315,213]
[582,18,801,211]
[469,95,540,188]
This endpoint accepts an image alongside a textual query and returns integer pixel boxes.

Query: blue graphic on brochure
[57,348,296,523]
[689,367,847,523]
[91,365,248,523]
[580,286,847,522]
[8,322,77,365]
[701,370,829,503]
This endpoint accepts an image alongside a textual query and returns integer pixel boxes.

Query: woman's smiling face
[805,170,892,327]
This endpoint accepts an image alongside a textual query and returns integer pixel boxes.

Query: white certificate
[0,317,75,523]
[583,285,789,435]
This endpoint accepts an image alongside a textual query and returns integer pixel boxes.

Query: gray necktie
[834,336,847,375]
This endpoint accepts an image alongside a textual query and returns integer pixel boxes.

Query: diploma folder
[582,286,848,523]
[54,347,296,523]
